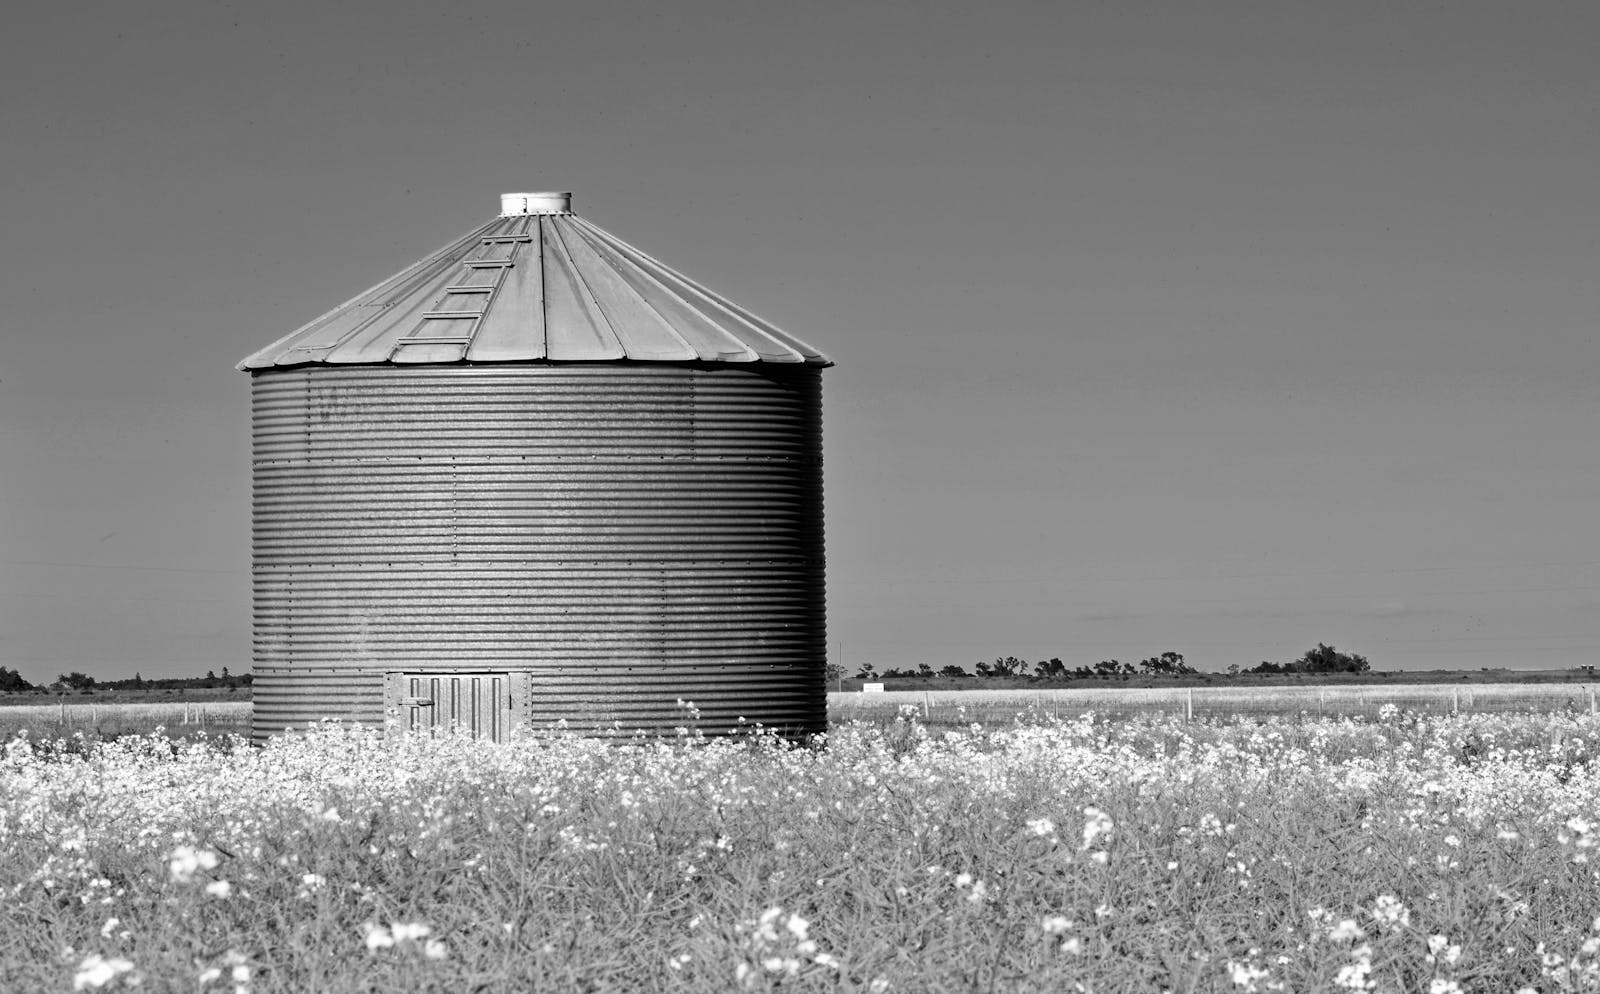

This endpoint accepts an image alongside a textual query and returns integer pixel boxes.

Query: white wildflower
[1371,895,1409,928]
[362,923,394,952]
[1082,806,1114,848]
[389,922,431,943]
[1228,960,1271,991]
[1042,915,1073,935]
[167,845,220,884]
[73,954,135,990]
[1329,919,1365,943]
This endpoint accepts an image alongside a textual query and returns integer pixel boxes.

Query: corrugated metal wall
[249,364,825,741]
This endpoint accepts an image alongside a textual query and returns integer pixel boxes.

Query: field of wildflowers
[4,708,1600,992]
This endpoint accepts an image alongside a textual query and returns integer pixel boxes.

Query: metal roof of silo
[237,192,831,370]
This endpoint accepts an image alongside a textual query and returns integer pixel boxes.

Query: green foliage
[98,672,253,691]
[1250,643,1371,675]
[1033,658,1068,679]
[0,667,32,693]
[975,656,1028,678]
[1137,651,1196,676]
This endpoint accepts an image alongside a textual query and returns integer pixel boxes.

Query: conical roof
[237,192,830,370]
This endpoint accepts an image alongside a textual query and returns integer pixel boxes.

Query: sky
[2,0,1598,683]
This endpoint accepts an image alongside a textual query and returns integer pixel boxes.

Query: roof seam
[545,216,624,359]
[566,219,753,362]
[573,218,809,363]
[561,220,702,361]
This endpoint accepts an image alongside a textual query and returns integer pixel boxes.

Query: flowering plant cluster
[2,708,1599,990]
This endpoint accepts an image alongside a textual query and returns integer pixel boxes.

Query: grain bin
[238,192,829,742]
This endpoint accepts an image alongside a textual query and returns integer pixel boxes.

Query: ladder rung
[482,236,534,244]
[420,311,483,320]
[444,285,494,293]
[399,336,473,345]
[465,261,513,269]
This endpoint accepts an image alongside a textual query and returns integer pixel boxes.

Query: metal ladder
[390,234,533,358]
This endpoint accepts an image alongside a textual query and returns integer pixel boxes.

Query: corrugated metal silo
[239,192,830,742]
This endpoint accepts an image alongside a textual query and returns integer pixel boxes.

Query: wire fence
[4,684,1597,740]
[0,701,253,738]
[828,683,1600,727]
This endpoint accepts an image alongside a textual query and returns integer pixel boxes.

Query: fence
[4,685,1595,739]
[827,683,1600,727]
[0,701,253,737]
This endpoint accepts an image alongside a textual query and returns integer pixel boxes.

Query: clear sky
[3,0,1598,683]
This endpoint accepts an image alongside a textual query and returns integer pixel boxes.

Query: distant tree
[0,667,31,692]
[854,664,878,680]
[133,671,143,688]
[1248,644,1370,675]
[1295,643,1370,674]
[824,662,846,688]
[917,663,934,678]
[939,664,971,678]
[1034,658,1068,679]
[56,671,96,691]
[1226,664,1240,677]
[975,656,1026,678]
[1093,659,1122,678]
[1137,651,1197,677]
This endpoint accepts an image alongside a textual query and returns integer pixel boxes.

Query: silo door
[384,672,516,742]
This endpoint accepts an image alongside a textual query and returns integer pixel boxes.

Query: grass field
[5,708,1600,991]
[0,701,252,741]
[3,680,1595,744]
[831,682,1600,728]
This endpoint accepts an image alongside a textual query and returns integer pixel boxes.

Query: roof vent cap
[500,192,572,216]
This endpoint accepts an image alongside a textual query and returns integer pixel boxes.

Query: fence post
[1186,688,1194,723]
[1318,689,1325,718]
[1452,689,1460,715]
[59,701,66,724]
[1590,689,1596,716]
[923,692,930,719]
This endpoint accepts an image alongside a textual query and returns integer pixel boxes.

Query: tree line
[0,667,252,694]
[850,644,1370,682]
